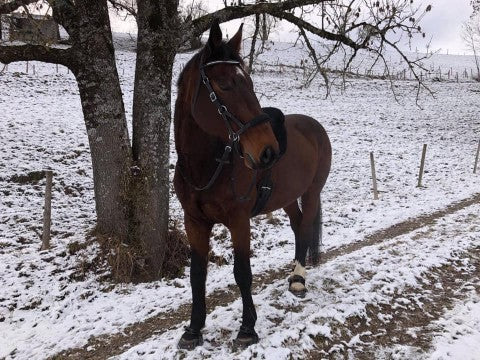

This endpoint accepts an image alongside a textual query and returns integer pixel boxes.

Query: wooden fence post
[474,140,480,174]
[41,170,53,251]
[370,152,379,200]
[417,144,427,187]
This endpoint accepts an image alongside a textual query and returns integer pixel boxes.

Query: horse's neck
[174,58,230,185]
[174,99,224,177]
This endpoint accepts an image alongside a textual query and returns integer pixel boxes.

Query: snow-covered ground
[0,42,479,359]
[250,39,479,81]
[428,294,480,360]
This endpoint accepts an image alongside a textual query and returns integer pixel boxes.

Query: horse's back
[284,113,331,163]
[285,114,330,145]
[263,113,331,212]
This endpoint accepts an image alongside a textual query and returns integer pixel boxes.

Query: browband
[202,60,240,68]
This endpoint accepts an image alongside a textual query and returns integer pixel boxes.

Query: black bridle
[198,60,272,146]
[184,60,272,192]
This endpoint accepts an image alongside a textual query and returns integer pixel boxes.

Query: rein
[182,60,271,195]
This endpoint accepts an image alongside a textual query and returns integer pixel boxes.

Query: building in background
[0,13,59,43]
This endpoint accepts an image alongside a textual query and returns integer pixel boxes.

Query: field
[1,39,480,359]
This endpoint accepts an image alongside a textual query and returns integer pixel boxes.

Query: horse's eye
[216,81,233,91]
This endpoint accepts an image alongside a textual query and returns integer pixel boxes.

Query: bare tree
[245,1,277,73]
[0,0,431,281]
[247,13,261,72]
[462,15,480,80]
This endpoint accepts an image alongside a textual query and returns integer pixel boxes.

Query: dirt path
[50,193,480,360]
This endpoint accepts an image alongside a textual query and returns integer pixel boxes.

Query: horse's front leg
[178,214,212,350]
[228,216,259,349]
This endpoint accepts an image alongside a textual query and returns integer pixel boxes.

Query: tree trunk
[248,13,260,74]
[130,0,180,278]
[70,1,132,240]
[261,13,268,50]
[473,45,480,79]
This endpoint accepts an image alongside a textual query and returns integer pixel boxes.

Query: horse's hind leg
[178,214,212,350]
[285,189,321,297]
[228,215,259,349]
[284,201,302,258]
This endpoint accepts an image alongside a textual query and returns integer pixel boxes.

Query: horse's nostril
[260,146,275,167]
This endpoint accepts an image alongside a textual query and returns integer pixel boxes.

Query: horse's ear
[208,18,223,50]
[227,23,243,54]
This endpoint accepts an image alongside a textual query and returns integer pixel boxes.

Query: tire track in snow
[50,193,480,360]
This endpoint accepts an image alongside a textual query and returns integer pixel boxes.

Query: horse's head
[191,20,280,170]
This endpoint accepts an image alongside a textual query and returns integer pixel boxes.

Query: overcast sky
[110,0,474,55]
[416,0,473,54]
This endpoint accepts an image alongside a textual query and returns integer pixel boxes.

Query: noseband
[184,60,272,192]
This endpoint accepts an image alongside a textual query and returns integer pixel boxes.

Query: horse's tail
[308,194,322,266]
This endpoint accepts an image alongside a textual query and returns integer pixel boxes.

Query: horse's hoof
[232,326,259,350]
[289,286,307,298]
[178,327,203,350]
[288,275,307,298]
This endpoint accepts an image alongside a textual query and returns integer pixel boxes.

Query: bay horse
[173,20,331,350]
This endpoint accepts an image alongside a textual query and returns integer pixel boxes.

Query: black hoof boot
[232,325,259,350]
[288,275,307,298]
[178,326,203,350]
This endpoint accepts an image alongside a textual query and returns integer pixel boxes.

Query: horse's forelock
[205,41,242,64]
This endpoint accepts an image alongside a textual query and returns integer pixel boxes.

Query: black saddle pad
[262,107,287,156]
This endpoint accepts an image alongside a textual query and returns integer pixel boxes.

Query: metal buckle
[218,105,227,114]
[229,133,240,142]
[209,92,217,102]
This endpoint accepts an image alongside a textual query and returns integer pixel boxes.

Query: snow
[1,40,480,359]
[115,205,480,359]
[428,296,480,360]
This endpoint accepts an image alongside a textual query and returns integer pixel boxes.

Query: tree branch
[0,0,38,15]
[108,0,137,18]
[190,1,361,52]
[271,10,361,50]
[191,0,333,37]
[247,13,260,73]
[0,42,74,67]
[298,25,329,94]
